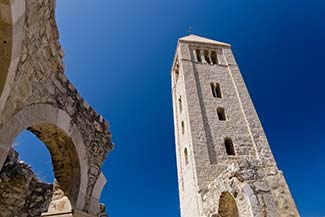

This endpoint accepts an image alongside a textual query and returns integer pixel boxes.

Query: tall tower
[171,35,299,217]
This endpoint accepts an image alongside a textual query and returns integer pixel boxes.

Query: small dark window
[225,138,235,155]
[174,61,179,80]
[210,83,222,98]
[211,51,218,64]
[217,107,226,121]
[184,148,189,165]
[179,96,182,112]
[181,121,185,134]
[204,50,211,64]
[195,50,202,62]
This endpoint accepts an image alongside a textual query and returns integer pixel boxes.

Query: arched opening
[26,123,81,202]
[196,49,202,62]
[0,121,82,216]
[211,51,218,65]
[14,130,55,183]
[218,192,239,217]
[211,82,222,98]
[204,50,211,64]
[0,130,55,216]
[217,107,226,121]
[174,59,179,81]
[224,138,235,156]
[0,105,89,212]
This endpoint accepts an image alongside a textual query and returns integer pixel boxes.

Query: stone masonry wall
[0,0,113,215]
[0,0,113,165]
[172,54,202,217]
[201,160,299,217]
[202,160,279,217]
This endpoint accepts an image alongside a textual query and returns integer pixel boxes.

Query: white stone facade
[171,35,299,217]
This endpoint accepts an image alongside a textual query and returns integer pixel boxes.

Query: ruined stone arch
[216,183,253,217]
[0,0,112,215]
[0,104,89,210]
[0,0,25,113]
[202,161,284,217]
[203,178,254,217]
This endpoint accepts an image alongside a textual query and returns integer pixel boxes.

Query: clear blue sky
[14,0,324,216]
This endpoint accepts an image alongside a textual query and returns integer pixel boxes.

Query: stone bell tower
[171,35,299,217]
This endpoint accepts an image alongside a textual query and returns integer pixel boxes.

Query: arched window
[204,50,211,64]
[195,49,202,62]
[217,107,226,121]
[224,138,235,155]
[174,60,179,81]
[184,148,189,165]
[218,192,239,217]
[211,51,218,65]
[211,83,222,98]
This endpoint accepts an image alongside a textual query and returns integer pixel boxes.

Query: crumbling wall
[0,0,113,215]
[0,149,53,217]
[201,160,297,217]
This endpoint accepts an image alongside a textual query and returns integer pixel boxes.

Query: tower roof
[178,34,231,47]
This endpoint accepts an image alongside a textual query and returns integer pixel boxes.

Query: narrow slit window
[179,96,182,112]
[175,68,179,76]
[175,62,179,74]
[217,107,226,121]
[210,83,222,98]
[211,51,218,64]
[184,148,189,165]
[216,83,222,98]
[174,61,179,80]
[181,121,185,134]
[204,50,211,64]
[195,50,202,62]
[224,138,235,155]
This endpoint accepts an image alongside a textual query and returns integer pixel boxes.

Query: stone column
[200,49,207,63]
[207,50,212,64]
[217,49,227,66]
[192,49,198,62]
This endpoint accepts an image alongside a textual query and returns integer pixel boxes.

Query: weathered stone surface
[171,34,299,216]
[0,0,112,216]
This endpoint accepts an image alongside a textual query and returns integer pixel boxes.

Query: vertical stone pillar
[192,49,198,62]
[217,48,227,66]
[200,49,207,63]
